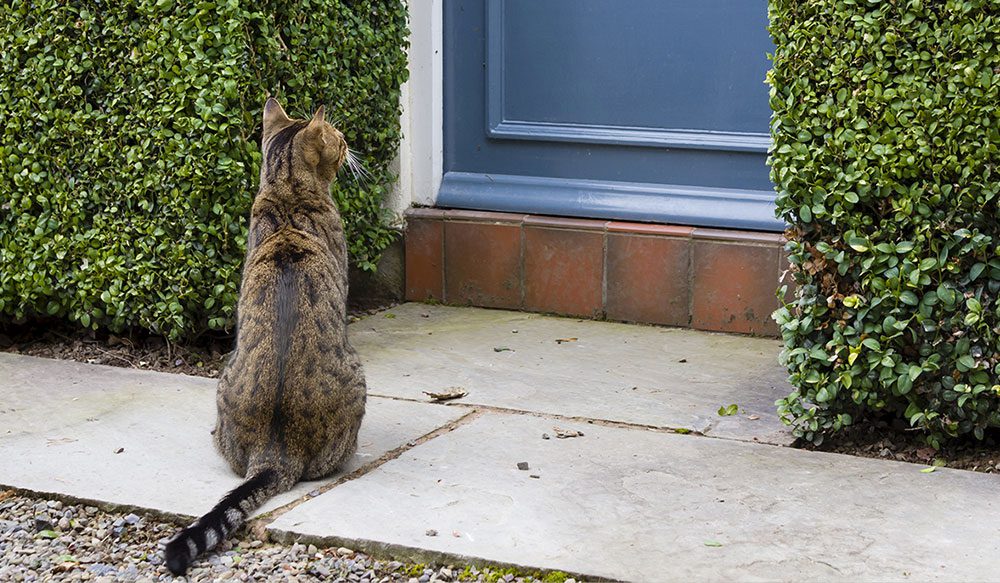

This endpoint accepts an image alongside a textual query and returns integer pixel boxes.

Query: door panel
[441,0,780,231]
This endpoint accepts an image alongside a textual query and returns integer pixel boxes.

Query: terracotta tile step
[404,209,785,336]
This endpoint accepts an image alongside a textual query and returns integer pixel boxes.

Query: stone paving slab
[269,411,1000,582]
[351,304,793,445]
[0,353,465,517]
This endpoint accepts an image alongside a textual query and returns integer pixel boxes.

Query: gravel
[0,490,566,582]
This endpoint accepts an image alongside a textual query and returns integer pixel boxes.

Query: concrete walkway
[2,303,1000,581]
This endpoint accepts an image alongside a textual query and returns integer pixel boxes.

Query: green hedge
[769,0,1000,447]
[0,0,408,340]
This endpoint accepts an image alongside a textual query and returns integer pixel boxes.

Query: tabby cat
[164,98,367,575]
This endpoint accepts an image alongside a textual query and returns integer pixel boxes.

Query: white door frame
[387,0,444,218]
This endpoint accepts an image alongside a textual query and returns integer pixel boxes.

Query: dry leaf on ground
[553,427,584,439]
[423,388,468,402]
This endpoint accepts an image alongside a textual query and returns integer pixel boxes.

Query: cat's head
[261,97,348,184]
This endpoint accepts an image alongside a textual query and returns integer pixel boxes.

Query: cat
[164,97,367,575]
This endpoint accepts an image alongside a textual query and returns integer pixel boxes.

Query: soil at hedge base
[4,311,1000,475]
[0,303,392,382]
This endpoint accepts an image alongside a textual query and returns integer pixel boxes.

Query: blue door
[440,1,780,231]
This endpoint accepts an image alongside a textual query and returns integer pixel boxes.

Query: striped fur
[164,469,277,575]
[161,98,367,575]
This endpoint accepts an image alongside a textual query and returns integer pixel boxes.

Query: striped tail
[164,468,279,575]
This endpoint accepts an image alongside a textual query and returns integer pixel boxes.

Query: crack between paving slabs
[247,407,484,537]
[0,409,484,541]
[367,391,792,449]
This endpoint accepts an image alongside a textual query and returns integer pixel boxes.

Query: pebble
[0,492,557,583]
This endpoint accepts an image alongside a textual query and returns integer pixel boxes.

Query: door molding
[485,0,772,153]
[438,171,783,231]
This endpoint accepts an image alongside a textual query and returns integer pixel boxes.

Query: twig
[88,346,138,368]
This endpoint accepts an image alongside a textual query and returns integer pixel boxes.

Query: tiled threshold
[404,208,787,336]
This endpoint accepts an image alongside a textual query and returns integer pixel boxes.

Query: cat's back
[224,208,354,385]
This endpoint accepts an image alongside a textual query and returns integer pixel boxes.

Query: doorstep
[404,208,787,336]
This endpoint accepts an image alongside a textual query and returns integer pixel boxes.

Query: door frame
[391,0,445,215]
[396,1,778,232]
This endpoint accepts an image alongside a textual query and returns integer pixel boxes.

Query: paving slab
[270,411,1000,582]
[0,353,465,517]
[351,303,793,444]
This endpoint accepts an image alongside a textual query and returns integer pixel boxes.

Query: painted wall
[388,0,443,217]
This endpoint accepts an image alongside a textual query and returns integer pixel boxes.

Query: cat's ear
[263,97,290,129]
[305,106,327,145]
[308,105,325,127]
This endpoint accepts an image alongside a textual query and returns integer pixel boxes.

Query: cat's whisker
[344,147,373,187]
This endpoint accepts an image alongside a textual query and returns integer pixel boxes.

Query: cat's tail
[163,467,284,575]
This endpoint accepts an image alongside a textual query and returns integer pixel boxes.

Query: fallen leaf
[554,337,578,344]
[704,540,723,547]
[553,427,584,439]
[423,388,468,402]
[384,313,396,319]
[52,562,78,574]
[717,404,738,417]
[747,415,761,421]
[36,530,58,540]
[674,428,692,434]
[920,466,937,473]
